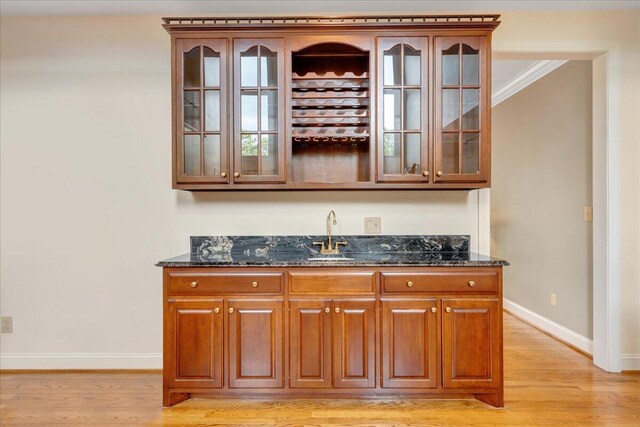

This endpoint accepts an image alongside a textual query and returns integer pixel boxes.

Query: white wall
[0,16,482,368]
[1,7,639,369]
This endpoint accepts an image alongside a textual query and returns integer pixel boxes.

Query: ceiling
[1,0,638,16]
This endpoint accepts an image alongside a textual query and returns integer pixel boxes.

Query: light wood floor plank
[1,313,638,426]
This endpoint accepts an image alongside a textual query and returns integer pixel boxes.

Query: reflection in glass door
[435,37,487,183]
[177,40,228,183]
[377,37,428,182]
[234,40,284,182]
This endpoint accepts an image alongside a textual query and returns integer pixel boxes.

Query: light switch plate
[584,207,593,222]
[364,217,381,234]
[550,293,557,306]
[1,317,12,333]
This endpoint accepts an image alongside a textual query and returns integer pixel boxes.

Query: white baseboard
[0,353,162,370]
[621,354,640,371]
[503,298,593,355]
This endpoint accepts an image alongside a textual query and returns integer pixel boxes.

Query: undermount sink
[307,256,355,262]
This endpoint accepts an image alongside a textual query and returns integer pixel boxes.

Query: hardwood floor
[1,313,638,426]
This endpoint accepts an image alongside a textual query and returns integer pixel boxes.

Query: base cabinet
[163,267,503,407]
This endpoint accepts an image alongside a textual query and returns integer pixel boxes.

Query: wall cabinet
[164,15,500,190]
[163,266,504,407]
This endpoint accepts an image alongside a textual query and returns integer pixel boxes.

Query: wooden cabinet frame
[162,265,504,408]
[165,15,500,190]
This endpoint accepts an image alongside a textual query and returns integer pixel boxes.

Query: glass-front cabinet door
[233,39,285,183]
[434,36,489,183]
[377,37,429,182]
[176,39,228,184]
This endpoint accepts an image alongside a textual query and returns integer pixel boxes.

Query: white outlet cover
[364,217,381,234]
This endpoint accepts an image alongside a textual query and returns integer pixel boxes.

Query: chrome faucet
[313,210,348,255]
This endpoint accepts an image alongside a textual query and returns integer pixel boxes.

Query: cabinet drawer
[289,271,375,295]
[381,271,497,294]
[169,272,283,295]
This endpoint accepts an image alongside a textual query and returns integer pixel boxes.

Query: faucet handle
[312,241,326,250]
[335,241,348,247]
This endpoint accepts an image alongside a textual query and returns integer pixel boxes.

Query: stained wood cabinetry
[164,15,499,190]
[163,266,504,407]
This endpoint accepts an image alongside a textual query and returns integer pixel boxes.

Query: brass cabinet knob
[190,281,198,288]
[445,307,452,313]
[251,281,258,288]
[423,171,429,177]
[468,280,476,287]
[431,307,437,313]
[325,307,331,314]
[407,281,414,288]
[214,307,220,314]
[228,307,234,314]
[436,171,443,176]
[221,172,227,178]
[334,307,340,314]
[233,172,240,178]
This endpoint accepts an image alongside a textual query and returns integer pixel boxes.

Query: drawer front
[382,271,498,294]
[289,271,375,295]
[169,272,283,295]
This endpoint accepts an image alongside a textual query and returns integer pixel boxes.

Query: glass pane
[241,90,258,131]
[383,133,401,175]
[204,134,221,176]
[184,134,200,176]
[183,47,200,87]
[442,44,460,86]
[183,91,200,132]
[404,88,421,130]
[260,134,278,175]
[240,46,258,87]
[442,89,460,131]
[442,133,460,174]
[462,89,480,130]
[462,133,480,174]
[260,90,278,131]
[404,45,421,86]
[241,133,259,175]
[462,45,479,85]
[204,90,220,131]
[260,47,278,87]
[404,133,421,174]
[203,48,220,87]
[383,89,401,130]
[383,44,402,86]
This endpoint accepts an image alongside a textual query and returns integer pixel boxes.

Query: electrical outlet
[1,317,13,333]
[550,293,557,306]
[364,217,381,234]
[584,207,593,222]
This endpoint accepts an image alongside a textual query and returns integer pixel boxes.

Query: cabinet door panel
[176,39,229,184]
[166,300,223,388]
[434,36,489,183]
[442,299,501,388]
[377,37,429,182]
[381,299,438,388]
[332,300,375,388]
[228,299,283,388]
[289,300,332,388]
[233,39,286,183]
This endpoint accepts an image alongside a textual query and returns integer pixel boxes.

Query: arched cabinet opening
[290,42,371,184]
[177,40,228,184]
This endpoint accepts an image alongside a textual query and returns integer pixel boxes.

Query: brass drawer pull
[445,307,452,313]
[233,172,240,178]
[436,171,443,176]
[221,172,227,178]
[214,307,220,314]
[423,171,429,177]
[190,281,198,288]
[251,281,258,288]
[334,307,340,313]
[431,307,437,313]
[325,307,331,314]
[407,281,414,288]
[228,307,234,314]
[468,280,476,287]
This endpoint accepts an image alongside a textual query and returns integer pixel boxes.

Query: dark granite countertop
[156,235,509,268]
